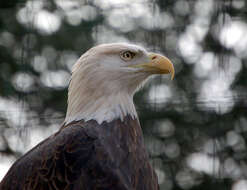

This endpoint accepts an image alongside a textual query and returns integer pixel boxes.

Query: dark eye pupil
[121,51,134,60]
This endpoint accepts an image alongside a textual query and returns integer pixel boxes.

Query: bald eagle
[0,43,174,190]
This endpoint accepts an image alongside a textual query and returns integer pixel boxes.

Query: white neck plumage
[65,91,137,125]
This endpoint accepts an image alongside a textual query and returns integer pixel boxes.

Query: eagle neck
[64,91,138,125]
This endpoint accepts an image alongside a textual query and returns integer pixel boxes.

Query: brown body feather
[0,116,159,190]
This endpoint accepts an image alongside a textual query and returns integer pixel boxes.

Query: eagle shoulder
[0,122,96,190]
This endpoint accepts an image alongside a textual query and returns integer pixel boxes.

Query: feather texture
[0,116,159,190]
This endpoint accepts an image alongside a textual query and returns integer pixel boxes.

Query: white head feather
[64,43,172,124]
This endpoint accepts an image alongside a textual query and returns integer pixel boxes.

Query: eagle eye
[120,51,135,61]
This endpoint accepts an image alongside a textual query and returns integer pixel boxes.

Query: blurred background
[0,0,247,189]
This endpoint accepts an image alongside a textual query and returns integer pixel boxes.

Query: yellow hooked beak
[129,53,175,80]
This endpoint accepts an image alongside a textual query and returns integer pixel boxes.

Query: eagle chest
[87,117,153,189]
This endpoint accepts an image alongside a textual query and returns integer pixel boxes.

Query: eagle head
[65,43,174,124]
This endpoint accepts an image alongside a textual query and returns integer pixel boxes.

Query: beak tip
[170,65,175,80]
[171,74,174,80]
